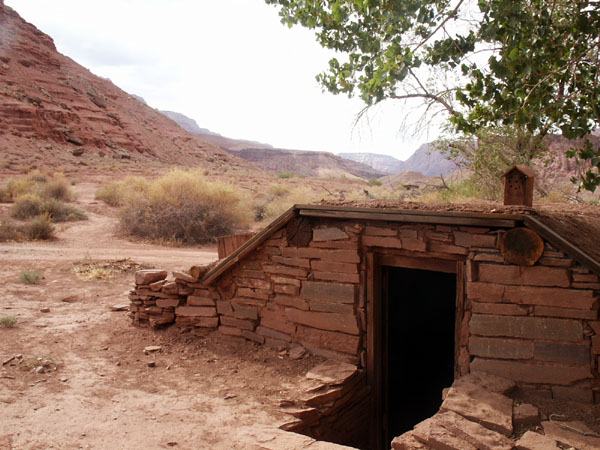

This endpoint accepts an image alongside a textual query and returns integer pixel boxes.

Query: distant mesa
[339,143,458,177]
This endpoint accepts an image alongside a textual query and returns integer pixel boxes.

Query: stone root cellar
[128,203,600,449]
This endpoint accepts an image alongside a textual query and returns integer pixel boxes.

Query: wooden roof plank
[524,215,600,275]
[298,208,520,228]
[296,204,525,221]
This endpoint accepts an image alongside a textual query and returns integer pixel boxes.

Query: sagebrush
[114,170,251,244]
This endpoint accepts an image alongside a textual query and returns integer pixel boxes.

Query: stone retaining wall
[128,216,600,403]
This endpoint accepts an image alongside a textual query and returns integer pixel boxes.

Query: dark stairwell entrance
[381,266,457,447]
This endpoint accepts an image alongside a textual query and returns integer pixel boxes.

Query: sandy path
[0,182,331,450]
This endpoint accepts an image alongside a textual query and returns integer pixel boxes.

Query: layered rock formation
[0,3,256,173]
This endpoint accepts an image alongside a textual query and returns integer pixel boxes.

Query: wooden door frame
[367,252,466,449]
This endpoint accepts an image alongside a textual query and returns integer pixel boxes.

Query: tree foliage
[265,0,600,190]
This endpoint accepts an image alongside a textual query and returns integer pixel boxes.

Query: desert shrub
[41,199,88,222]
[0,315,17,328]
[0,186,11,202]
[367,178,383,186]
[252,185,320,223]
[0,221,24,242]
[269,183,290,197]
[4,177,35,201]
[20,269,43,284]
[11,193,43,219]
[23,214,55,240]
[95,176,150,207]
[40,176,74,201]
[117,170,250,244]
[29,170,49,183]
[11,195,87,222]
[277,171,294,179]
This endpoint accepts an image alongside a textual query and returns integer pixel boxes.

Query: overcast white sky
[6,0,441,160]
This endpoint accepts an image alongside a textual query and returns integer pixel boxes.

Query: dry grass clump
[11,194,87,222]
[22,214,55,240]
[116,170,251,244]
[0,221,24,242]
[95,176,149,207]
[19,269,43,284]
[0,315,17,328]
[0,171,75,203]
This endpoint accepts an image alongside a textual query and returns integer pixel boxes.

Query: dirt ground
[0,182,326,450]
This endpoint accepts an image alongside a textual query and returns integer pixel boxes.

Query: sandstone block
[412,417,478,450]
[175,306,216,317]
[241,329,265,344]
[471,301,528,316]
[135,270,167,285]
[310,260,358,274]
[216,300,233,316]
[515,431,559,450]
[274,284,299,295]
[172,271,196,282]
[454,371,516,395]
[402,237,427,252]
[219,325,242,336]
[231,301,258,320]
[194,316,218,328]
[301,281,355,304]
[478,264,570,287]
[534,305,598,320]
[513,403,539,426]
[467,282,505,302]
[220,316,255,331]
[271,276,301,287]
[542,420,600,450]
[435,410,514,450]
[234,277,271,290]
[308,299,354,314]
[285,308,359,335]
[469,336,533,360]
[428,241,468,255]
[261,309,296,334]
[272,255,311,268]
[232,268,265,279]
[281,247,360,263]
[149,280,166,291]
[391,431,434,450]
[296,325,360,354]
[534,341,590,365]
[236,287,271,300]
[441,382,513,436]
[470,314,583,342]
[274,294,309,311]
[156,298,182,308]
[263,264,308,278]
[313,227,349,241]
[256,325,292,342]
[361,235,403,249]
[187,295,215,306]
[364,226,397,236]
[470,358,592,385]
[312,271,359,284]
[503,285,597,309]
[162,281,179,295]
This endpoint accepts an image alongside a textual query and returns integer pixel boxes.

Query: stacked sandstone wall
[128,217,600,403]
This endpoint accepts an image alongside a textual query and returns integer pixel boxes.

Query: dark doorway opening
[382,266,456,446]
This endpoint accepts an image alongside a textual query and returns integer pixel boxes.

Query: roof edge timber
[201,205,600,285]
